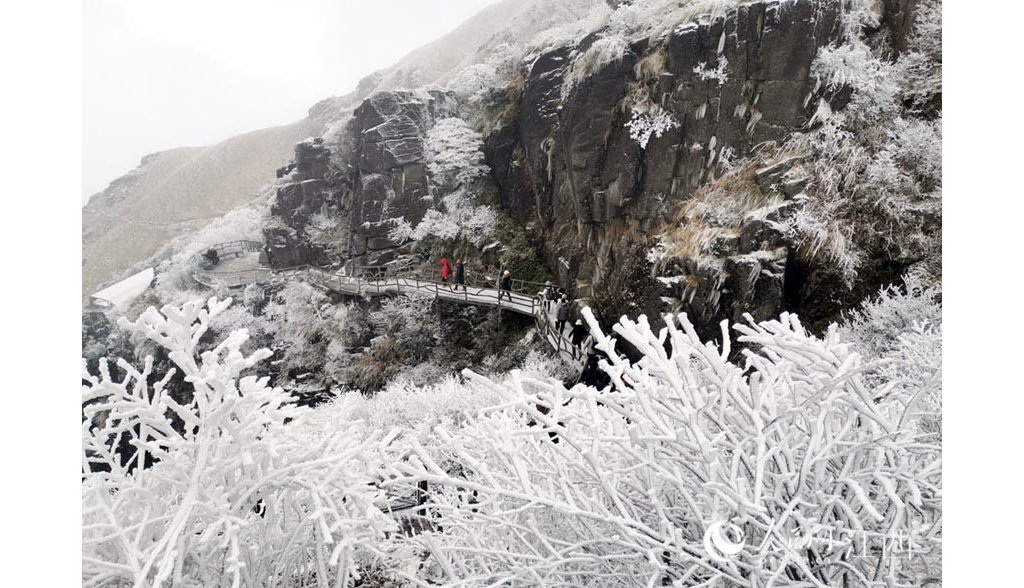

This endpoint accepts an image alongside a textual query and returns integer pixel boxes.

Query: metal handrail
[358,265,550,297]
[532,302,588,365]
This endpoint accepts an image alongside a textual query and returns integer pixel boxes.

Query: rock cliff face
[484,0,844,331]
[265,0,939,336]
[265,90,459,270]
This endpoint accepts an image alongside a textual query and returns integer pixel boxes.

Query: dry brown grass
[634,45,668,83]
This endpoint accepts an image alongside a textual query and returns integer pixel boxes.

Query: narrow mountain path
[196,240,591,371]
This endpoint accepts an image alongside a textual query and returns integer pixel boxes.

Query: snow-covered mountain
[83,1,943,585]
[82,120,313,299]
[82,0,602,299]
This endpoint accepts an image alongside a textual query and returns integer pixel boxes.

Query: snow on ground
[90,267,154,307]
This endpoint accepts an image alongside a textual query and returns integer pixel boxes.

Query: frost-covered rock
[484,0,845,326]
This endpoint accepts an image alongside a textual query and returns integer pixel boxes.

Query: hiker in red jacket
[441,258,451,289]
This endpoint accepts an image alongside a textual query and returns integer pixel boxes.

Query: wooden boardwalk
[194,241,591,370]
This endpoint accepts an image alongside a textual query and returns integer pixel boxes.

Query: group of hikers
[437,257,590,352]
[439,258,466,291]
[438,257,513,301]
[548,282,589,352]
[543,281,589,349]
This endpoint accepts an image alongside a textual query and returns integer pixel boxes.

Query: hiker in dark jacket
[555,297,571,333]
[454,259,465,291]
[544,281,558,312]
[499,270,512,301]
[570,319,588,347]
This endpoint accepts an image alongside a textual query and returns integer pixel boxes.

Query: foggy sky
[83,0,499,204]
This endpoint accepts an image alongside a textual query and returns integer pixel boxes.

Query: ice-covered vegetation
[389,118,498,247]
[424,118,489,188]
[446,43,521,104]
[149,202,271,305]
[561,34,629,97]
[527,0,738,56]
[626,107,680,149]
[788,0,942,283]
[391,304,941,586]
[82,0,942,584]
[646,0,941,301]
[84,284,941,587]
[82,298,396,588]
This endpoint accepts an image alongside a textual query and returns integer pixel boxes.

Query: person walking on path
[570,319,588,348]
[556,296,571,333]
[544,281,558,312]
[454,259,465,291]
[441,258,451,289]
[499,270,513,301]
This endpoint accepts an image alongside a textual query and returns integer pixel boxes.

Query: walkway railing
[208,240,262,258]
[192,240,270,288]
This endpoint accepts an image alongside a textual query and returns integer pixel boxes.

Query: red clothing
[441,259,450,279]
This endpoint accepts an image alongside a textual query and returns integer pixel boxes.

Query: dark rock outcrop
[261,0,936,337]
[484,0,843,332]
[345,90,457,258]
[265,90,458,271]
[264,138,340,268]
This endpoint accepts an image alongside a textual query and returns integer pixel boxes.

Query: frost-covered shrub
[209,302,275,355]
[82,298,396,588]
[791,204,863,285]
[787,0,942,283]
[884,116,942,188]
[307,212,348,248]
[394,118,499,247]
[562,34,629,97]
[392,308,941,586]
[840,280,942,440]
[446,43,522,103]
[409,209,459,242]
[909,0,942,62]
[424,118,489,189]
[693,56,729,85]
[812,42,901,126]
[409,190,497,246]
[625,107,679,149]
[322,111,355,155]
[840,277,942,361]
[606,0,736,43]
[386,217,414,244]
[863,150,903,190]
[446,63,501,102]
[525,3,614,53]
[368,290,437,349]
[321,374,504,451]
[515,348,576,383]
[264,281,353,385]
[337,291,442,392]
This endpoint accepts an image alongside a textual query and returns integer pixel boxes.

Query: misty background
[82,0,499,204]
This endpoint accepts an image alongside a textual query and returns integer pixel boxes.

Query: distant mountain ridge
[82,120,314,299]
